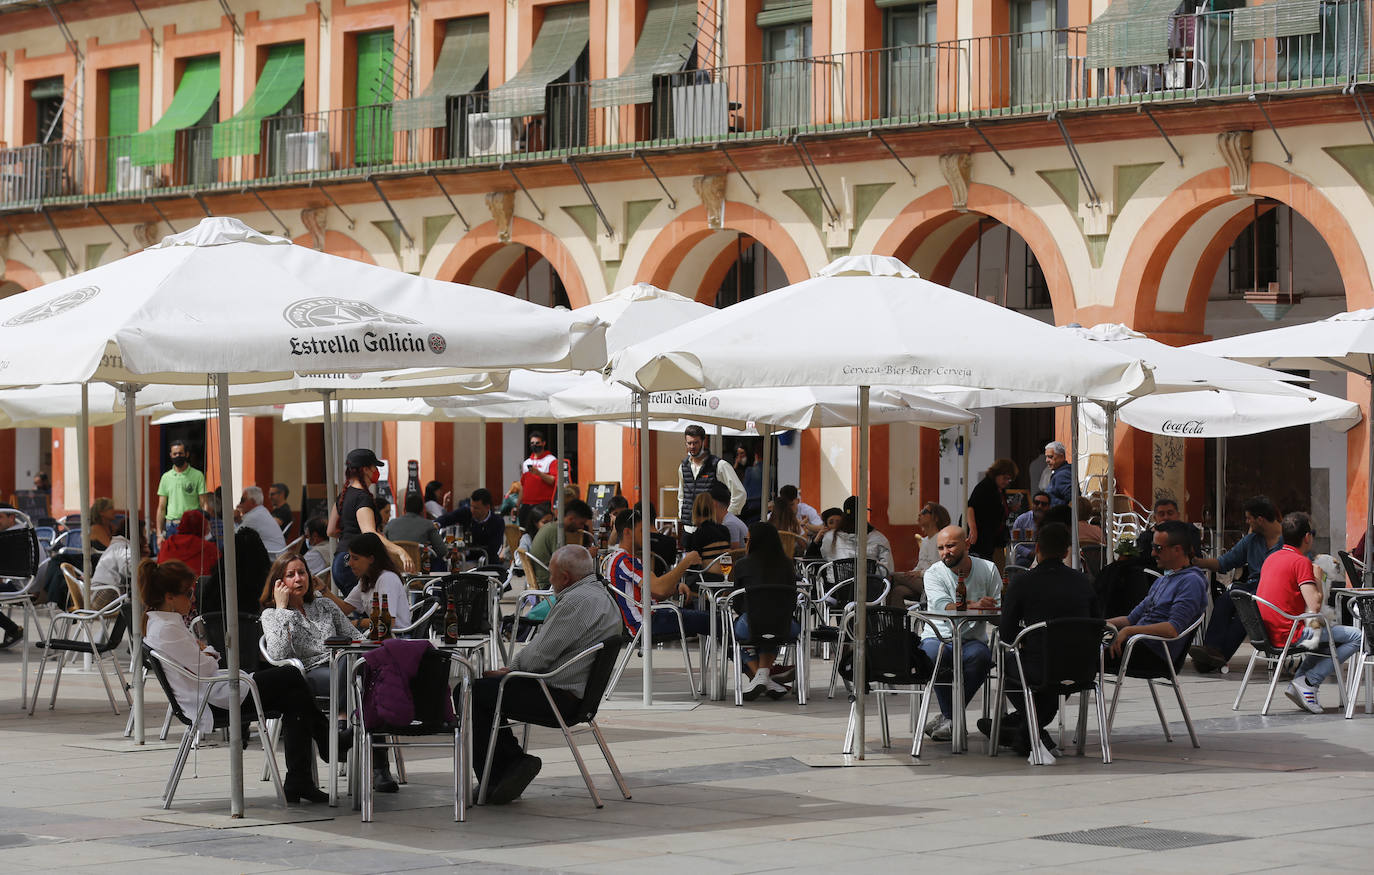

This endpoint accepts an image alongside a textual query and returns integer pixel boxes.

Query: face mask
[172,455,188,467]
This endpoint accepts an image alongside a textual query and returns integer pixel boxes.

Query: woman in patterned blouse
[259,553,358,700]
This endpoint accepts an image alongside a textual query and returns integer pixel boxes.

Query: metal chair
[1229,589,1346,714]
[721,584,810,705]
[29,595,131,715]
[603,574,702,700]
[143,643,286,809]
[351,646,474,822]
[991,618,1113,765]
[1104,613,1204,749]
[836,607,937,756]
[479,637,630,809]
[0,518,46,703]
[814,573,892,698]
[1344,593,1374,719]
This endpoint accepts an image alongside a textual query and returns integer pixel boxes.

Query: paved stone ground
[1,642,1372,873]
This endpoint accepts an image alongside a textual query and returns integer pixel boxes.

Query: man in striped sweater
[460,544,623,804]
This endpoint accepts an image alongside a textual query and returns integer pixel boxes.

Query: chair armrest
[395,600,439,634]
[906,608,955,643]
[497,641,605,687]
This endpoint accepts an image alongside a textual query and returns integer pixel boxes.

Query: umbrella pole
[79,385,91,588]
[555,421,565,549]
[1070,397,1081,571]
[216,374,244,817]
[761,424,773,519]
[959,424,970,530]
[1366,365,1373,585]
[124,385,145,744]
[640,392,653,707]
[1104,403,1116,561]
[853,386,870,759]
[1215,437,1225,559]
[320,392,336,514]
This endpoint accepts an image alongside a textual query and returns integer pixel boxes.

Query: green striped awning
[393,16,489,130]
[212,42,305,158]
[29,77,64,100]
[1086,0,1184,68]
[1231,0,1323,41]
[488,2,589,119]
[130,55,220,166]
[590,0,697,107]
[756,0,811,28]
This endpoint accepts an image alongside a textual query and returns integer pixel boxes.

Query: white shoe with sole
[1285,675,1323,714]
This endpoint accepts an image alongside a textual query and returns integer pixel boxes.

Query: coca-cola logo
[1160,419,1206,435]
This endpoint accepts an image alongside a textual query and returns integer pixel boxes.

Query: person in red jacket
[518,431,557,519]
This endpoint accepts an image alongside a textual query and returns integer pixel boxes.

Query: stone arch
[436,217,589,308]
[289,230,378,265]
[1115,163,1374,333]
[2,259,44,293]
[634,202,810,302]
[871,184,1078,321]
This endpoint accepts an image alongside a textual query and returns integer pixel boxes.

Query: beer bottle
[954,571,968,611]
[368,592,382,641]
[443,596,459,644]
[378,594,395,640]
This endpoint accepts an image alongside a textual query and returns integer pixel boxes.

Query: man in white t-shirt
[235,486,287,555]
[774,485,823,534]
[919,525,1000,742]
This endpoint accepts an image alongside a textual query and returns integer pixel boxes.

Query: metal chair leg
[587,719,631,800]
[1233,651,1259,710]
[1145,679,1172,741]
[1259,654,1284,715]
[1094,683,1112,764]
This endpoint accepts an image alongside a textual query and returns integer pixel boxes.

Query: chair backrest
[1349,593,1374,643]
[1003,565,1030,589]
[737,584,797,644]
[1229,589,1278,654]
[142,644,196,728]
[1339,550,1365,586]
[394,540,424,570]
[441,573,494,636]
[573,636,626,722]
[1080,544,1106,578]
[281,535,305,556]
[0,525,39,579]
[1015,617,1110,693]
[60,562,87,610]
[859,607,926,686]
[198,611,264,672]
[778,530,809,558]
[504,524,523,554]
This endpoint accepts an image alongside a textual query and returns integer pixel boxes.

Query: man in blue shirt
[1189,496,1283,673]
[1106,520,1208,676]
[1044,441,1073,507]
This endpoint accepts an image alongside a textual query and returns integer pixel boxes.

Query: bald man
[919,525,1001,742]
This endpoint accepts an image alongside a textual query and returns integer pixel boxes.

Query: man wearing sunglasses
[1104,520,1207,676]
[1010,492,1051,566]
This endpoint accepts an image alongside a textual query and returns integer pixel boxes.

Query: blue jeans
[331,548,357,597]
[648,609,710,641]
[733,615,802,659]
[920,637,992,718]
[1298,624,1361,687]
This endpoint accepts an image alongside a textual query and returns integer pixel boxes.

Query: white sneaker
[763,675,790,700]
[923,712,945,737]
[1285,675,1323,714]
[930,716,954,741]
[742,669,768,701]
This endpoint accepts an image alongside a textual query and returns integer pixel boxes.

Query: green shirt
[158,466,207,521]
[528,521,559,588]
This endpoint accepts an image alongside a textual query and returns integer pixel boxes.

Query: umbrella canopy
[0,217,607,387]
[1190,308,1374,375]
[1107,381,1361,438]
[0,384,127,428]
[137,370,509,410]
[549,383,977,430]
[608,255,1154,398]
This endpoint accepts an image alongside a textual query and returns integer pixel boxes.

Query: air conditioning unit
[115,155,156,193]
[466,113,518,158]
[285,131,330,174]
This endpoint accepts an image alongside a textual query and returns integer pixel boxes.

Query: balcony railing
[5,2,1370,211]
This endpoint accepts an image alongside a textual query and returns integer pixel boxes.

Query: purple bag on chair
[360,638,452,730]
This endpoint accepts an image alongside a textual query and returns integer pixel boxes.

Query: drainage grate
[1034,825,1243,851]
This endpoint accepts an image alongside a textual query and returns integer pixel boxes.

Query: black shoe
[1189,645,1225,674]
[321,728,353,763]
[0,629,22,650]
[485,754,542,805]
[372,767,399,794]
[284,782,328,804]
[976,717,1020,749]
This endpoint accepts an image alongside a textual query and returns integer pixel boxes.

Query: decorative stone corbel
[132,222,160,250]
[300,208,328,250]
[1218,130,1253,195]
[693,174,727,229]
[939,152,972,212]
[486,190,515,242]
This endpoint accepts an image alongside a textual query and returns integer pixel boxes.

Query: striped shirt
[509,573,624,694]
[607,548,646,632]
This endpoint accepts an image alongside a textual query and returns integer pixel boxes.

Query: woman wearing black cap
[327,448,412,595]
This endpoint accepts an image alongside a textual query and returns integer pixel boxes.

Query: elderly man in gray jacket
[460,543,623,804]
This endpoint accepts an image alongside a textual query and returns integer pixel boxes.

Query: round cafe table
[908,606,1001,753]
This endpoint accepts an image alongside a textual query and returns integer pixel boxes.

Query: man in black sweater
[437,488,507,563]
[981,522,1099,756]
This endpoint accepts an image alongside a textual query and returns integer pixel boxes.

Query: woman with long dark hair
[140,558,347,804]
[327,448,411,595]
[966,458,1018,564]
[734,522,802,700]
[340,532,412,630]
[820,496,895,573]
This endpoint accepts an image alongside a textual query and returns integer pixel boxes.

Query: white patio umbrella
[1192,309,1374,581]
[0,216,608,815]
[607,255,1156,757]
